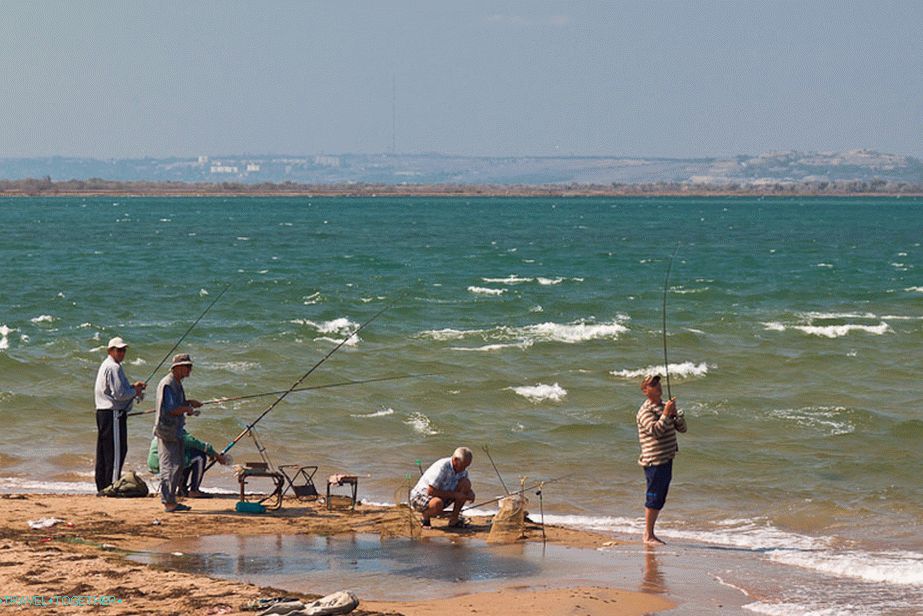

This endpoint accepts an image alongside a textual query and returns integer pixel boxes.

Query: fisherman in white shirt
[94,337,145,494]
[410,447,476,528]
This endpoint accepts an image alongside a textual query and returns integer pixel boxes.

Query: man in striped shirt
[636,374,687,545]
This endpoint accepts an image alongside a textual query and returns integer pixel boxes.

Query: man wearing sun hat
[153,353,203,513]
[94,336,146,494]
[637,373,687,546]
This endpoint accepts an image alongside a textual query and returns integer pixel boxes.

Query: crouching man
[410,447,475,528]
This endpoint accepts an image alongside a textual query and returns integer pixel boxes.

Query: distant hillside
[0,150,920,187]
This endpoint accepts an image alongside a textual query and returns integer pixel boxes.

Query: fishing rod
[126,372,435,418]
[661,245,680,399]
[143,283,231,386]
[461,474,572,513]
[481,444,511,495]
[205,303,390,472]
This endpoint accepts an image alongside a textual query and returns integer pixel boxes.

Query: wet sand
[0,494,675,615]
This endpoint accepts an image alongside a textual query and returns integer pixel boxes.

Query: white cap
[107,336,128,349]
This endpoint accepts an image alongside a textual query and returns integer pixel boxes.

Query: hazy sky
[2,1,920,158]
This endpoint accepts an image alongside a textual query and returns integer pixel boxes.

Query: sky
[1,1,920,159]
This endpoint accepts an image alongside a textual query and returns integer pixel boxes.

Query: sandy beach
[0,494,674,615]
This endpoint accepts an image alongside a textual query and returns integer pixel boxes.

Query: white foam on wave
[610,361,711,379]
[767,549,923,587]
[422,317,629,347]
[799,311,879,320]
[351,407,395,419]
[537,277,563,285]
[303,291,322,305]
[468,286,506,296]
[815,263,834,269]
[314,335,360,347]
[0,478,97,494]
[905,286,923,293]
[506,382,567,403]
[129,358,147,366]
[30,314,55,324]
[293,317,359,335]
[404,412,438,436]
[482,275,532,284]
[204,361,259,374]
[742,601,852,616]
[516,319,628,343]
[0,325,11,350]
[419,328,483,341]
[769,406,854,436]
[199,288,209,297]
[451,341,534,352]
[762,322,787,332]
[793,322,891,338]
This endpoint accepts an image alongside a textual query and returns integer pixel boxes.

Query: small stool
[326,474,358,510]
[238,464,285,511]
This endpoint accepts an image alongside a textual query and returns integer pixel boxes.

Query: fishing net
[487,494,528,543]
[393,478,422,540]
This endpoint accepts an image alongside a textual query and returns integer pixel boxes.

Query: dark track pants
[182,450,208,493]
[95,409,128,492]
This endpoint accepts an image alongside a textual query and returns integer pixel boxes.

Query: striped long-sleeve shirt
[636,399,687,467]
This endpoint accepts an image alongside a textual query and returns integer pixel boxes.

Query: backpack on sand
[100,471,150,497]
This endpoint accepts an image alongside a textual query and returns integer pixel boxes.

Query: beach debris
[101,543,117,550]
[301,591,359,616]
[601,541,617,547]
[257,600,304,615]
[243,597,300,612]
[152,519,162,525]
[27,517,64,529]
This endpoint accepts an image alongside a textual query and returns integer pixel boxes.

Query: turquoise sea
[2,196,922,613]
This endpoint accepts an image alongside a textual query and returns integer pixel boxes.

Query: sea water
[2,196,922,614]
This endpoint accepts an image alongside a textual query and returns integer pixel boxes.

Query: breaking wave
[506,382,567,403]
[610,361,711,379]
[467,286,506,296]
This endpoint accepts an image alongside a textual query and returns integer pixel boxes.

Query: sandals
[446,517,469,529]
[165,503,192,513]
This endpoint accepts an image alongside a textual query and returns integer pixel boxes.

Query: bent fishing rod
[125,372,435,418]
[481,444,511,496]
[661,245,680,399]
[142,283,231,387]
[461,474,572,513]
[205,303,390,471]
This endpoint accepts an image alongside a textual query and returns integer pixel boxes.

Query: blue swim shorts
[644,459,673,510]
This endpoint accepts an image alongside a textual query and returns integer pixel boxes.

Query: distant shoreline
[0,179,921,198]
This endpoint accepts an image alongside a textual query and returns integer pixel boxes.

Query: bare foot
[643,534,666,546]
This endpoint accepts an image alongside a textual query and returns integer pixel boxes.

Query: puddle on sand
[129,533,631,601]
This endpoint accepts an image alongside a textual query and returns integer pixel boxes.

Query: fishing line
[143,283,231,386]
[205,302,391,471]
[128,373,437,418]
[461,474,572,513]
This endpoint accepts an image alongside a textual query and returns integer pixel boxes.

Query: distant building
[210,164,239,174]
[245,163,261,172]
[197,155,209,165]
[314,155,341,168]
